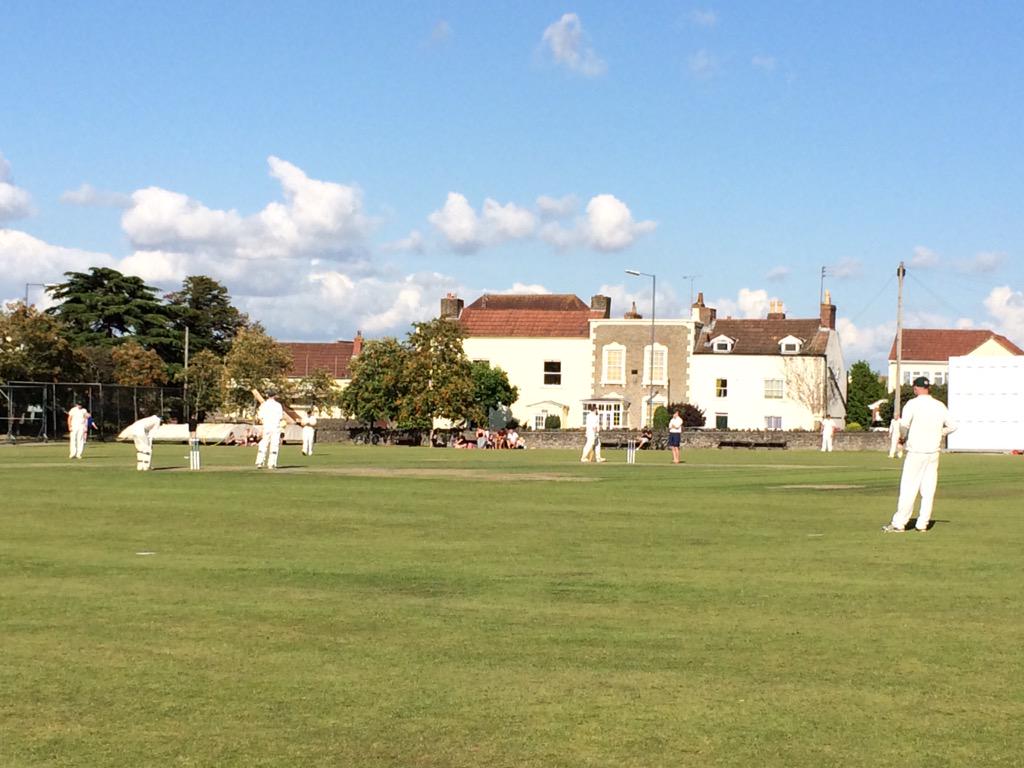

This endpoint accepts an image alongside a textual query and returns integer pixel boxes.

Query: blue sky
[2,1,1022,367]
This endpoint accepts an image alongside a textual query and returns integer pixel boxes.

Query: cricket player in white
[580,406,604,463]
[888,418,904,459]
[131,415,162,471]
[820,417,835,452]
[883,376,956,532]
[255,392,284,469]
[67,403,89,459]
[301,409,318,456]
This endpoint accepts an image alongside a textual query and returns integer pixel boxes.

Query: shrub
[544,414,561,430]
[652,406,670,429]
[846,422,863,432]
[668,402,707,428]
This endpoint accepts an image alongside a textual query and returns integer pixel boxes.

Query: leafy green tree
[222,324,293,415]
[47,267,179,359]
[165,275,247,359]
[668,402,706,428]
[111,341,168,386]
[74,346,115,383]
[174,349,225,418]
[469,361,519,425]
[845,360,887,427]
[544,414,561,430]
[400,318,475,428]
[296,368,344,413]
[0,302,76,382]
[339,338,409,426]
[881,382,948,423]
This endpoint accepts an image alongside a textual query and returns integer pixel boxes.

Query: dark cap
[913,376,930,388]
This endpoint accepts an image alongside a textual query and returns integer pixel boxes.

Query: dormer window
[710,334,734,353]
[779,335,803,354]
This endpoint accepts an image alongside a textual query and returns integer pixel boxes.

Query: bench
[717,439,788,450]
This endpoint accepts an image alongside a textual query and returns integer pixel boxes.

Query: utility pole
[894,262,906,420]
[819,266,828,305]
[183,326,190,421]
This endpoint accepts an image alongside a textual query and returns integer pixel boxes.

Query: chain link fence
[2,382,185,442]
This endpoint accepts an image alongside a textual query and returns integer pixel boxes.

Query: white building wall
[462,336,592,429]
[689,355,827,430]
[946,355,1024,451]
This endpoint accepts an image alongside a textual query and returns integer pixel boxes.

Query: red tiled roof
[695,318,830,355]
[281,341,355,379]
[887,329,1024,362]
[459,294,594,337]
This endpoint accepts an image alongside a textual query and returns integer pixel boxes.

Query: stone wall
[314,420,890,451]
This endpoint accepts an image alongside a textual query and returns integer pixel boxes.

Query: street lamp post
[625,269,656,427]
[24,283,52,306]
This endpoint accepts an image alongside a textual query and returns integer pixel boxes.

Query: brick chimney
[624,301,642,319]
[440,293,463,320]
[767,299,786,320]
[820,289,836,330]
[590,294,611,318]
[690,291,717,326]
[352,330,363,357]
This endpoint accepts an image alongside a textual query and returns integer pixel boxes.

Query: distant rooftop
[888,329,1024,361]
[459,293,602,338]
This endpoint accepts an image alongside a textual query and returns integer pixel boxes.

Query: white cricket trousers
[134,434,153,470]
[69,427,86,458]
[302,426,315,455]
[821,434,833,452]
[891,451,940,530]
[580,435,601,462]
[256,429,281,468]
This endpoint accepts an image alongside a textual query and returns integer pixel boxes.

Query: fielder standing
[255,391,284,469]
[820,416,835,452]
[131,414,162,471]
[301,408,318,456]
[580,405,604,463]
[67,402,89,459]
[883,376,957,533]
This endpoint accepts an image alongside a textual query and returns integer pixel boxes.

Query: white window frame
[642,343,668,386]
[601,343,626,385]
[543,360,562,386]
[765,415,783,430]
[591,401,623,429]
[715,378,728,398]
[779,335,803,355]
[534,411,547,430]
[764,378,784,399]
[710,334,734,353]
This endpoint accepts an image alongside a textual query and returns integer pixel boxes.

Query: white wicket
[189,437,201,470]
[626,439,637,464]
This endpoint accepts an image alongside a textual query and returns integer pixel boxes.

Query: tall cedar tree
[47,267,179,360]
[164,276,247,359]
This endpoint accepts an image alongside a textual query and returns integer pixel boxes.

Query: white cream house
[445,293,608,429]
[688,296,847,431]
[887,329,1024,390]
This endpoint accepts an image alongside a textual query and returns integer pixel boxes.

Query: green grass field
[1,441,1021,767]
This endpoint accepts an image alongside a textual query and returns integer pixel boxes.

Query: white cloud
[691,9,718,27]
[583,194,656,251]
[831,258,862,279]
[910,245,939,268]
[959,251,1005,274]
[688,49,719,78]
[119,156,375,265]
[765,265,790,282]
[837,317,895,367]
[0,228,114,285]
[60,183,131,208]
[0,152,33,221]
[536,194,578,219]
[496,282,550,295]
[541,13,607,77]
[984,285,1024,342]
[381,229,425,254]
[713,288,771,319]
[752,55,776,71]
[428,193,536,253]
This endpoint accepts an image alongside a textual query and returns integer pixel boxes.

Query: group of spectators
[449,427,526,449]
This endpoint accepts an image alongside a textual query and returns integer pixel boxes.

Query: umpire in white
[883,376,957,532]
